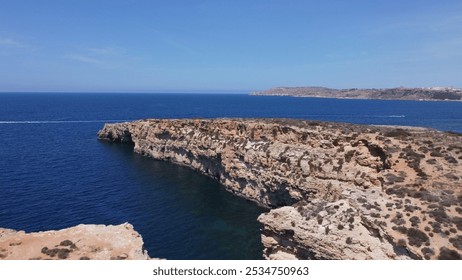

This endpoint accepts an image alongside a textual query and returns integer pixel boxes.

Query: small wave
[367,115,406,118]
[0,119,132,124]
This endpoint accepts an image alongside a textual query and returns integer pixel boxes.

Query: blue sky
[1,0,461,92]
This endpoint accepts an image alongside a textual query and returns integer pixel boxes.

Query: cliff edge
[0,223,150,260]
[98,119,462,260]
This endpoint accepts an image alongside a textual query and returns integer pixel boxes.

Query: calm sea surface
[1,93,461,259]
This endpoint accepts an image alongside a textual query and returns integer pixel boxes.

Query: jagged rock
[98,118,462,260]
[259,200,411,260]
[0,223,150,260]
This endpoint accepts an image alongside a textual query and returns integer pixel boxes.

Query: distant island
[251,86,462,101]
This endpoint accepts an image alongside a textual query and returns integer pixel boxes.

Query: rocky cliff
[0,223,150,260]
[98,119,462,260]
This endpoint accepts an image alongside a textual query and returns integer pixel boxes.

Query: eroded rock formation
[98,118,462,260]
[0,223,150,260]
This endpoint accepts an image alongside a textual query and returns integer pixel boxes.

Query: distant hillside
[251,86,462,101]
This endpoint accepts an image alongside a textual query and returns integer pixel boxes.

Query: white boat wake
[0,119,132,124]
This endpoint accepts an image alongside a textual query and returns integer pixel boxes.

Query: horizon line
[0,90,253,94]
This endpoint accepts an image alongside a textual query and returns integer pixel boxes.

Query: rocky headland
[0,223,150,260]
[251,86,462,101]
[98,118,462,260]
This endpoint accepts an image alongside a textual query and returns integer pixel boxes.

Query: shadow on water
[99,142,265,260]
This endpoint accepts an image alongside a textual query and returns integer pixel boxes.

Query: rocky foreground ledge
[0,223,150,260]
[98,119,462,260]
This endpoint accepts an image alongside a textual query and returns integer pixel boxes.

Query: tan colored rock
[259,200,409,260]
[0,223,150,260]
[98,118,462,260]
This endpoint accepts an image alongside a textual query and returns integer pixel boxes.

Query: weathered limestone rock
[98,118,462,260]
[259,200,410,260]
[0,223,150,260]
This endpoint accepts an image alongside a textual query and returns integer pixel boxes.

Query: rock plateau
[0,223,150,260]
[98,118,462,260]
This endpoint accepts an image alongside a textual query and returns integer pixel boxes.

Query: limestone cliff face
[0,223,150,260]
[98,119,462,260]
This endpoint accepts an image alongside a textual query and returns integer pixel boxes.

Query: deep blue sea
[1,93,462,259]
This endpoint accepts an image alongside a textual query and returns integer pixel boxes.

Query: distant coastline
[251,86,462,101]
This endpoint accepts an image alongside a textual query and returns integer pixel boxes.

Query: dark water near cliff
[1,93,462,259]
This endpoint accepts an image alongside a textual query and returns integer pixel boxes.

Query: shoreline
[250,93,462,102]
[250,86,462,102]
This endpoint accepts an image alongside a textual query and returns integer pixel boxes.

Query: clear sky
[1,0,461,92]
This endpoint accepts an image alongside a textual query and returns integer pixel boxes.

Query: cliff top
[0,223,151,260]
